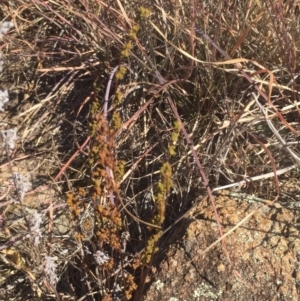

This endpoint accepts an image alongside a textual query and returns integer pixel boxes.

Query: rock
[143,193,300,300]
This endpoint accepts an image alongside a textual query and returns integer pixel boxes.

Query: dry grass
[1,0,300,300]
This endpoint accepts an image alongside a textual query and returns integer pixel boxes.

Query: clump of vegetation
[1,0,300,300]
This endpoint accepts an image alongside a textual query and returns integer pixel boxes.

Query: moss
[142,161,173,263]
[137,7,151,20]
[111,111,122,130]
[114,89,123,105]
[168,144,176,156]
[129,24,140,39]
[115,66,127,80]
[116,160,126,182]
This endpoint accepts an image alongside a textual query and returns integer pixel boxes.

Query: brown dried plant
[1,0,300,300]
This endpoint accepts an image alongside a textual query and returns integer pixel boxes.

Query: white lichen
[94,250,110,266]
[155,279,164,291]
[193,282,222,300]
[10,172,32,202]
[29,209,42,246]
[0,90,9,112]
[1,127,17,153]
[0,21,14,39]
[0,53,3,73]
[44,256,59,286]
[121,231,130,253]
